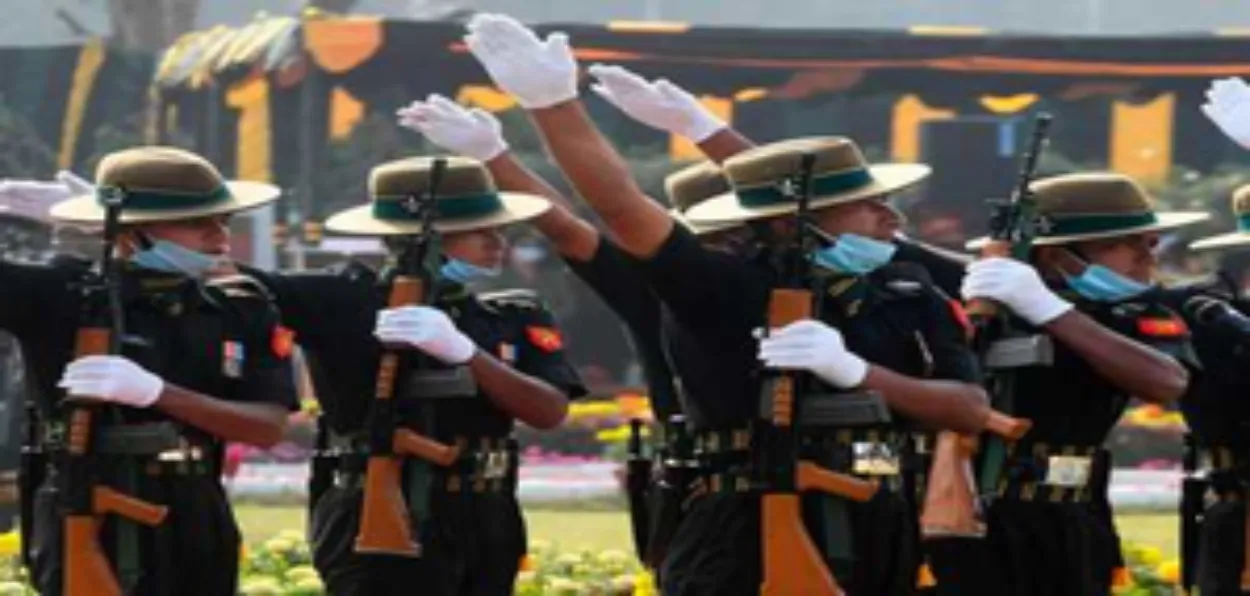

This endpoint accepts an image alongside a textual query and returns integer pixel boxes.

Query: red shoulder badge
[1137,316,1188,338]
[525,326,563,353]
[948,299,974,340]
[271,325,296,359]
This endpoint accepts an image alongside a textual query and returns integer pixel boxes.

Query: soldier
[246,156,583,595]
[957,172,1198,595]
[0,147,299,595]
[395,93,743,569]
[462,13,991,595]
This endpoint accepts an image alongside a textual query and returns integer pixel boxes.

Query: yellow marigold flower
[1157,559,1181,584]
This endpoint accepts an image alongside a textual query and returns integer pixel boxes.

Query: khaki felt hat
[664,161,739,236]
[325,156,551,236]
[965,172,1208,250]
[684,136,930,225]
[50,146,280,224]
[1190,184,1250,251]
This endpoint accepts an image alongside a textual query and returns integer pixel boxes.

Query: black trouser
[975,499,1119,596]
[660,487,918,596]
[311,484,526,596]
[923,537,1002,595]
[1197,499,1250,596]
[30,469,240,596]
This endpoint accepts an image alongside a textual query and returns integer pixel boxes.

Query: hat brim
[325,192,551,236]
[684,163,931,226]
[964,211,1210,251]
[668,208,739,236]
[49,180,280,224]
[1190,230,1250,251]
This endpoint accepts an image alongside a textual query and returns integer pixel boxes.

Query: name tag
[852,442,901,476]
[1043,455,1092,487]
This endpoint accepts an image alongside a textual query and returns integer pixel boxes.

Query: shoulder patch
[525,325,564,352]
[207,273,275,301]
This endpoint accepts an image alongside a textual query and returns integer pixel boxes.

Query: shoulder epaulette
[206,273,275,301]
[478,288,542,311]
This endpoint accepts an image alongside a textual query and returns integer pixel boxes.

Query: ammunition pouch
[994,443,1107,503]
[333,435,518,495]
[397,366,478,401]
[45,421,213,476]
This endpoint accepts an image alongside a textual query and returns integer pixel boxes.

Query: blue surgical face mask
[812,233,898,275]
[1062,264,1152,302]
[440,258,502,284]
[129,239,224,279]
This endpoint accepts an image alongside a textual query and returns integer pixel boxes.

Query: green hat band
[735,168,874,207]
[372,192,503,221]
[1043,212,1158,237]
[97,185,231,211]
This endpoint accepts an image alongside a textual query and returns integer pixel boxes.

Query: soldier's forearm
[1042,309,1189,404]
[153,384,288,447]
[860,367,990,434]
[485,153,602,262]
[528,100,675,258]
[467,349,568,429]
[697,128,755,165]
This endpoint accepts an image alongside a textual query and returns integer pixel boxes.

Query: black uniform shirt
[1003,290,1196,448]
[564,239,681,418]
[250,263,585,440]
[638,227,980,431]
[0,259,298,428]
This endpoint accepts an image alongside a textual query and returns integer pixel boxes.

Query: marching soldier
[957,172,1198,595]
[247,156,584,595]
[2,147,299,595]
[462,13,991,595]
[395,94,744,569]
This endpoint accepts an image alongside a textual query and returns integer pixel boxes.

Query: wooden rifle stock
[920,411,1031,538]
[355,276,461,556]
[64,328,169,596]
[761,289,846,596]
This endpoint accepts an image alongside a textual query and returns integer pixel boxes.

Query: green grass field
[235,504,1177,556]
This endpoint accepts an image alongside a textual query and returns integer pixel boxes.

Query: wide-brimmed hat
[49,146,280,225]
[664,161,739,236]
[965,172,1209,250]
[683,137,931,226]
[325,156,551,236]
[1190,184,1250,251]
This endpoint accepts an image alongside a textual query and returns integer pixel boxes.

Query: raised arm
[397,94,600,262]
[463,14,674,258]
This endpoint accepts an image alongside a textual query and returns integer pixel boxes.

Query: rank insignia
[271,326,295,359]
[498,342,517,363]
[1137,317,1188,338]
[525,326,563,352]
[222,341,245,378]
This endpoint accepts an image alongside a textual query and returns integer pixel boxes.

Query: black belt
[1196,446,1250,496]
[694,427,905,494]
[334,436,518,493]
[995,443,1108,503]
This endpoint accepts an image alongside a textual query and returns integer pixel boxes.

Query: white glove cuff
[683,111,727,143]
[472,137,510,162]
[445,333,479,365]
[1018,293,1074,327]
[839,353,870,388]
[517,89,578,111]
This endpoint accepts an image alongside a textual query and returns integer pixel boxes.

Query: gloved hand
[1201,77,1250,148]
[375,305,478,364]
[757,320,869,388]
[0,171,93,222]
[396,94,509,161]
[961,257,1073,326]
[58,355,164,408]
[464,13,578,109]
[587,64,725,142]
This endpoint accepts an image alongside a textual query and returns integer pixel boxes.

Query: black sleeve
[0,260,79,346]
[921,287,983,384]
[244,264,375,353]
[892,238,969,298]
[513,304,588,400]
[232,296,300,412]
[564,239,661,341]
[637,226,765,336]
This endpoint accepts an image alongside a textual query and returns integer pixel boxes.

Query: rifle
[758,153,879,596]
[625,418,651,565]
[1180,433,1204,592]
[19,385,41,572]
[646,414,695,569]
[965,113,1053,502]
[355,158,463,556]
[62,188,169,595]
[307,414,334,523]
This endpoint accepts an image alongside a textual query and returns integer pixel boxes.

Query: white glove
[757,320,869,389]
[396,94,509,161]
[1201,77,1250,148]
[588,64,725,142]
[375,306,477,364]
[57,355,164,408]
[463,13,579,109]
[960,257,1073,326]
[0,173,92,222]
